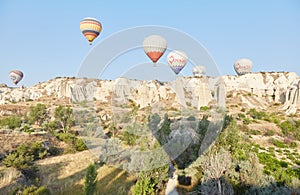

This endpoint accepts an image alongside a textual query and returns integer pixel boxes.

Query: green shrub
[54,105,75,133]
[289,142,297,148]
[0,115,22,129]
[22,185,50,195]
[279,120,296,135]
[2,151,34,169]
[264,130,275,136]
[243,118,250,125]
[270,138,287,148]
[121,131,139,146]
[249,129,260,135]
[75,138,88,151]
[29,104,48,126]
[48,146,60,156]
[247,108,267,120]
[56,133,87,152]
[279,161,288,168]
[200,106,209,111]
[237,113,245,120]
[132,166,168,195]
[2,142,49,169]
[83,164,97,195]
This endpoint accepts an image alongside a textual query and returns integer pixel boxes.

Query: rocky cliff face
[222,72,300,114]
[0,72,299,114]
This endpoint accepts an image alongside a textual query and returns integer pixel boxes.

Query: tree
[83,163,98,195]
[54,105,74,133]
[29,104,48,126]
[200,147,233,195]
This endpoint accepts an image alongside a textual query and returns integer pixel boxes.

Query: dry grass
[0,167,23,194]
[36,150,136,194]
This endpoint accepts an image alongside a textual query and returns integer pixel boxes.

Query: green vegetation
[55,132,87,152]
[54,105,75,133]
[0,115,22,129]
[2,142,56,169]
[22,185,50,195]
[83,163,98,195]
[279,120,300,140]
[132,165,168,195]
[247,108,279,124]
[270,138,288,148]
[264,129,276,136]
[28,104,48,126]
[200,106,209,111]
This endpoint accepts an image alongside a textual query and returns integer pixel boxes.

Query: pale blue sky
[0,0,299,86]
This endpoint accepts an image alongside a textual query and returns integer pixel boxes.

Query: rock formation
[0,72,299,114]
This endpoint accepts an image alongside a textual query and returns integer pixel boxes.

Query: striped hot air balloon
[9,70,23,85]
[234,58,253,75]
[143,35,167,64]
[80,17,102,45]
[167,50,187,74]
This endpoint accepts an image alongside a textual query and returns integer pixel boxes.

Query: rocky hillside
[0,72,299,114]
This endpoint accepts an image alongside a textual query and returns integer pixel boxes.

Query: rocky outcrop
[0,72,299,114]
[222,72,300,114]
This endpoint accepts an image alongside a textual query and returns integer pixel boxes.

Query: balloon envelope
[193,66,206,76]
[167,50,187,74]
[234,58,252,75]
[9,70,23,85]
[143,35,167,63]
[80,17,102,45]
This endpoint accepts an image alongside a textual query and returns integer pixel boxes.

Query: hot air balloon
[143,35,167,63]
[234,58,252,75]
[9,70,23,85]
[80,17,102,45]
[193,66,206,76]
[167,50,187,74]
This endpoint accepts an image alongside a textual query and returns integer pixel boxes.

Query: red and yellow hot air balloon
[80,17,102,45]
[143,35,167,64]
[9,70,23,85]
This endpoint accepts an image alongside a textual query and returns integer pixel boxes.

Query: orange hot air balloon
[80,17,102,45]
[143,35,167,63]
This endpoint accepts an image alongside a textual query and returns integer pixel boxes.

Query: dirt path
[165,164,179,195]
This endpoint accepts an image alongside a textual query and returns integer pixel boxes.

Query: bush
[200,106,209,111]
[237,113,245,120]
[2,142,49,169]
[29,104,48,126]
[243,118,250,125]
[247,108,266,120]
[264,130,275,136]
[0,115,22,129]
[56,133,87,152]
[132,166,168,195]
[83,164,98,195]
[54,105,75,133]
[22,185,50,195]
[2,151,34,169]
[270,139,287,148]
[289,142,297,148]
[75,138,88,151]
[279,120,296,135]
[121,131,139,146]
